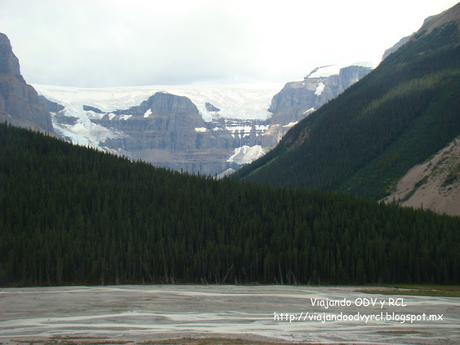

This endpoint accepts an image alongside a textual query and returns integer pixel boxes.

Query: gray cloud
[1,0,458,87]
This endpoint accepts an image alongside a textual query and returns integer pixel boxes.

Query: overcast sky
[0,0,458,87]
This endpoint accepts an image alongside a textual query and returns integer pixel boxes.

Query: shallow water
[0,285,459,344]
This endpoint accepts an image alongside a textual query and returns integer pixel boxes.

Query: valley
[33,63,371,176]
[1,1,460,344]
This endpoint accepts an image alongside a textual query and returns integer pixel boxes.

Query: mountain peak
[382,3,460,61]
[419,2,460,34]
[0,32,21,76]
[0,32,53,133]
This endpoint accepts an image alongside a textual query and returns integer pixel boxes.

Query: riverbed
[0,285,459,344]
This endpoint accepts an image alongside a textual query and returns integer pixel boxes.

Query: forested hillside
[0,123,459,286]
[235,4,460,201]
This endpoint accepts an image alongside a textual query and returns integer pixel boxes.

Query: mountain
[34,64,370,176]
[261,64,372,148]
[383,136,460,215]
[35,84,278,175]
[0,33,53,133]
[268,64,372,125]
[96,91,236,174]
[1,123,459,285]
[382,35,411,60]
[235,3,460,215]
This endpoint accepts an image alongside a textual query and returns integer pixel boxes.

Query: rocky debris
[384,137,460,216]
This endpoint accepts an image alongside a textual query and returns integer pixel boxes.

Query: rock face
[269,65,372,125]
[93,92,237,174]
[0,33,53,133]
[109,92,208,151]
[262,64,372,146]
[98,92,276,175]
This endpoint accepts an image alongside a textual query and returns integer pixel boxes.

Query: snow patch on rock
[143,108,152,118]
[227,145,265,165]
[315,82,325,96]
[283,121,298,128]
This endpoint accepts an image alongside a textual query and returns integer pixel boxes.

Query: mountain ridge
[0,33,53,133]
[33,62,370,176]
[234,3,460,216]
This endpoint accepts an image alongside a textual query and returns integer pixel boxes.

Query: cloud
[0,0,458,86]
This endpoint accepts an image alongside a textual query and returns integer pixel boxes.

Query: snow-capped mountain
[34,84,280,175]
[33,64,371,176]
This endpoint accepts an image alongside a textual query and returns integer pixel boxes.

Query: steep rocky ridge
[0,33,53,133]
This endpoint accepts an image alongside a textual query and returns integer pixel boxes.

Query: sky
[0,0,458,87]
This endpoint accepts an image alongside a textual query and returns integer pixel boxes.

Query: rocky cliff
[261,64,372,146]
[0,33,53,133]
[109,92,210,151]
[268,65,372,125]
[92,92,237,174]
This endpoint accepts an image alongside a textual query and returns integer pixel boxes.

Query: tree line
[0,123,459,286]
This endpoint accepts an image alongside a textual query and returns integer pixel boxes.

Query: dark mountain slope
[0,123,459,286]
[235,4,460,201]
